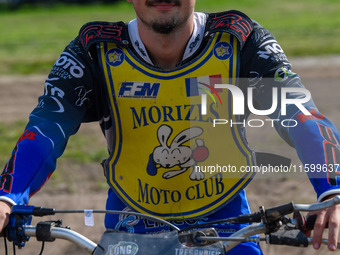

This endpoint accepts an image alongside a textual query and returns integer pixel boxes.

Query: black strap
[255,152,291,167]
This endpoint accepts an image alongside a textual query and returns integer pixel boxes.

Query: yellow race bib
[98,32,255,219]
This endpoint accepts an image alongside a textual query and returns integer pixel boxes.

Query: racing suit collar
[128,12,206,66]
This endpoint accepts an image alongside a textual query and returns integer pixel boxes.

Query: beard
[145,0,182,34]
[151,18,178,34]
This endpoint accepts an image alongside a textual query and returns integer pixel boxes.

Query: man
[0,0,340,253]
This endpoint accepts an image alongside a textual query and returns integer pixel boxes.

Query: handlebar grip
[265,202,295,222]
[269,229,309,247]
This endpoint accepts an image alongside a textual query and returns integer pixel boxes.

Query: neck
[137,17,194,69]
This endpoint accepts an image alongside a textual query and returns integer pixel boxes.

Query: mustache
[146,0,180,6]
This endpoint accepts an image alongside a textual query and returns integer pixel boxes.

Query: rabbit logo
[146,124,209,181]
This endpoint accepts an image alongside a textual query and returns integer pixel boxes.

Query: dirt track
[0,56,340,254]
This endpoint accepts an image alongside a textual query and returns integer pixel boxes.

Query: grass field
[0,0,340,75]
[0,120,108,169]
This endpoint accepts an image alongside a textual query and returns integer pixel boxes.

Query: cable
[179,212,263,233]
[12,242,16,255]
[3,234,8,255]
[39,241,45,255]
[53,209,181,231]
[31,207,263,233]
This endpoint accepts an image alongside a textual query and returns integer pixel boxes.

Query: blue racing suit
[1,10,340,254]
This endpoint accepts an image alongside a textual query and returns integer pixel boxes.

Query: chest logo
[213,42,233,60]
[147,125,209,181]
[105,48,125,67]
[118,82,160,98]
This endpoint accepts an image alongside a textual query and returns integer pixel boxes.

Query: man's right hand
[0,201,13,233]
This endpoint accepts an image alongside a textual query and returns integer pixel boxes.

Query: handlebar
[23,225,97,253]
[3,195,340,254]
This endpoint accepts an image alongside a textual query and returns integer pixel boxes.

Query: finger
[327,206,340,251]
[312,210,328,250]
[0,202,12,232]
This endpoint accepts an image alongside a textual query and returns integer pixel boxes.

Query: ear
[157,125,172,147]
[171,127,203,147]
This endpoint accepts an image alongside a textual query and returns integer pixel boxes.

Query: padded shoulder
[78,21,129,51]
[206,10,254,49]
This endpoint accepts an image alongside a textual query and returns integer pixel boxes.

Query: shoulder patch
[78,21,129,51]
[206,10,253,49]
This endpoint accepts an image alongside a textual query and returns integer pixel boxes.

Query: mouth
[146,0,179,10]
[153,3,176,10]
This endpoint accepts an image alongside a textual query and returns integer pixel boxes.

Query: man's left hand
[307,194,340,251]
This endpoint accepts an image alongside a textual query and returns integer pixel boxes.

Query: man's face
[128,0,196,34]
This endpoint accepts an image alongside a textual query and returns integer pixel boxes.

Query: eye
[171,148,181,155]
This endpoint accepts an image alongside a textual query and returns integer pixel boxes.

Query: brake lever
[294,195,340,212]
[292,212,329,232]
